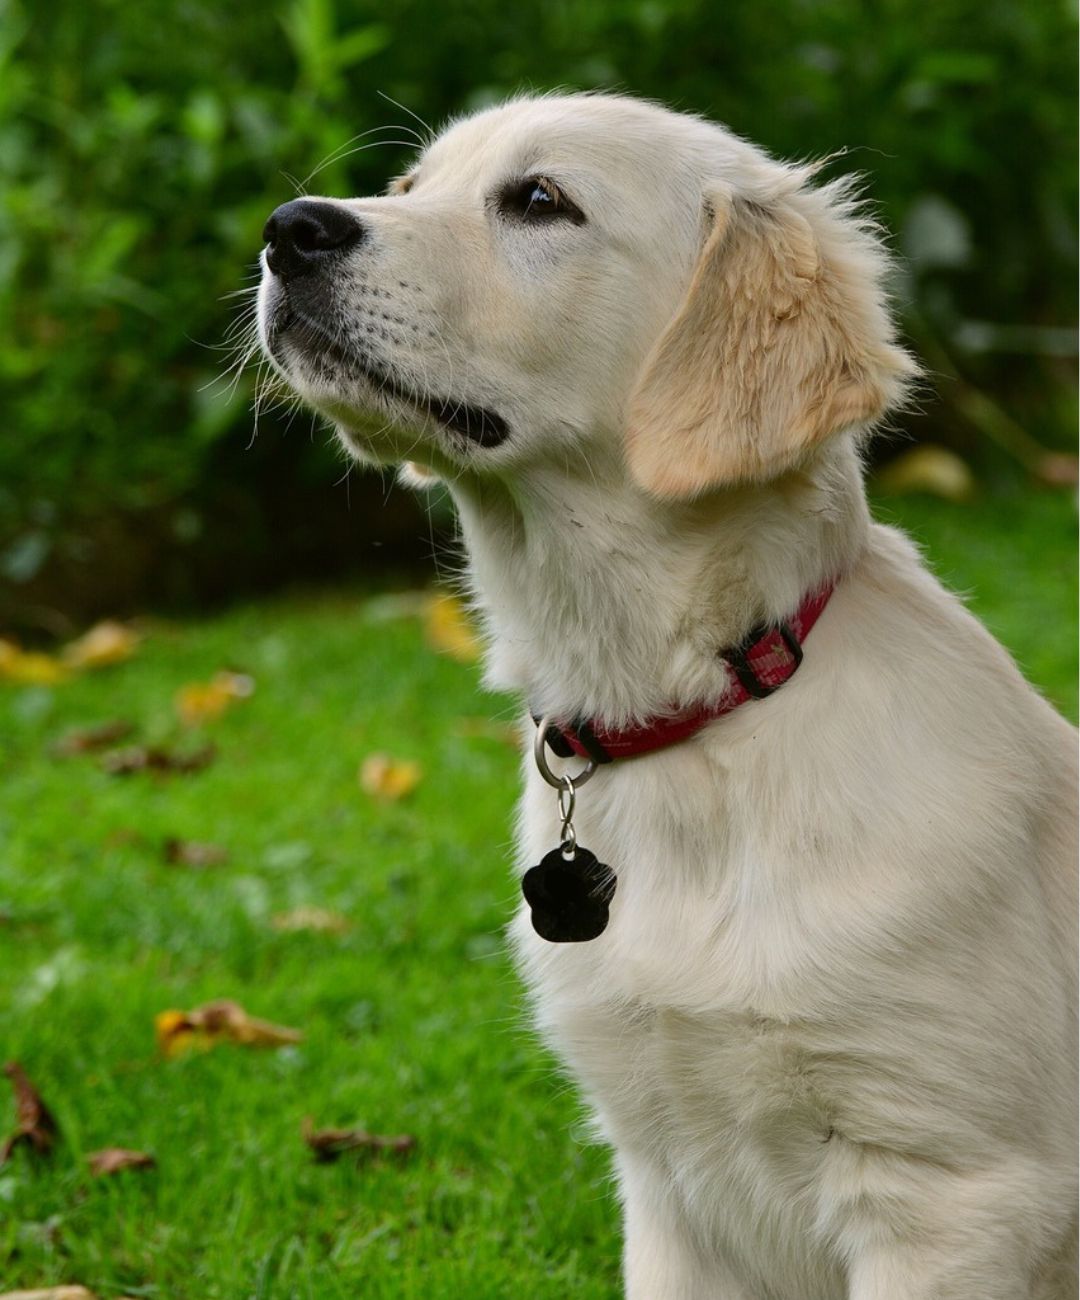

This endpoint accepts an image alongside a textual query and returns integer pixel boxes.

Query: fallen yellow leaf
[155,999,302,1058]
[175,681,230,724]
[424,592,482,663]
[0,640,69,685]
[874,445,975,502]
[0,1289,98,1300]
[153,1010,208,1058]
[359,753,422,802]
[271,906,351,934]
[0,1291,141,1300]
[63,620,139,670]
[175,670,255,726]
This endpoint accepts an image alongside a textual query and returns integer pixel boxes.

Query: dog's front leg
[841,1161,1073,1300]
[847,1246,1036,1300]
[618,1153,755,1300]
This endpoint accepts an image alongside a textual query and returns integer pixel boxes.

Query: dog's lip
[272,304,510,449]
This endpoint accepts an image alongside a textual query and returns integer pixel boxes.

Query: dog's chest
[515,915,847,1297]
[512,751,852,1293]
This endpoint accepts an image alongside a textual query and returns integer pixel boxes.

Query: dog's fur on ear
[625,172,919,498]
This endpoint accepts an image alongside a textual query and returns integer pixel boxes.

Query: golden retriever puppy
[257,93,1078,1299]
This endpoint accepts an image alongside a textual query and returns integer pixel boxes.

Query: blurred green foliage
[1,0,1076,617]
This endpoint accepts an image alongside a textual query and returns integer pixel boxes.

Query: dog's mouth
[269,303,510,449]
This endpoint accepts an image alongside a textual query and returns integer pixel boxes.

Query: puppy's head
[257,93,915,492]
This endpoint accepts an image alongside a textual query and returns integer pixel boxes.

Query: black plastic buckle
[572,718,613,764]
[530,714,613,764]
[725,621,803,700]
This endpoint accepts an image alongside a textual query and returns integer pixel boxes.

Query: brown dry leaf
[271,906,350,934]
[1035,452,1080,487]
[163,838,228,869]
[423,592,482,663]
[86,1147,156,1177]
[0,639,69,686]
[175,670,255,726]
[0,1061,59,1165]
[63,620,139,670]
[155,999,302,1059]
[302,1116,417,1164]
[101,743,216,776]
[52,720,135,756]
[359,753,422,802]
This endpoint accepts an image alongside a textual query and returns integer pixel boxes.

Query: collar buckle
[725,620,803,700]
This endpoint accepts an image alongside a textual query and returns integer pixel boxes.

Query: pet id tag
[523,843,616,943]
[524,718,617,944]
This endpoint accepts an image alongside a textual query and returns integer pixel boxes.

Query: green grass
[0,488,1074,1299]
[871,487,1077,722]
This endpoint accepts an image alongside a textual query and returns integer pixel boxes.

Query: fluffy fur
[258,92,1078,1298]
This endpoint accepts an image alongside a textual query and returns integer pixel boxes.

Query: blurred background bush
[1,0,1076,632]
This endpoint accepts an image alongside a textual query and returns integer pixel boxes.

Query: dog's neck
[446,437,870,727]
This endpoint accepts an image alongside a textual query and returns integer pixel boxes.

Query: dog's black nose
[262,199,365,279]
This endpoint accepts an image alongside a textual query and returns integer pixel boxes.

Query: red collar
[535,580,836,763]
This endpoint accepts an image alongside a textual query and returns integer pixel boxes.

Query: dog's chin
[262,300,510,456]
[332,415,415,467]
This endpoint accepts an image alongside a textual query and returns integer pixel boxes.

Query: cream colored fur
[258,92,1078,1299]
[626,180,917,496]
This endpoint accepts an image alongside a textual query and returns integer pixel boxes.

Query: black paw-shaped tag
[522,847,617,944]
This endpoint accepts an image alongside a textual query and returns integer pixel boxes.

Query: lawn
[0,486,1075,1300]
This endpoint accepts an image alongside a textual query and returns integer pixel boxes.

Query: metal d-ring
[533,715,598,791]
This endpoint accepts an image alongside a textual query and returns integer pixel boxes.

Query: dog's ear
[625,182,917,498]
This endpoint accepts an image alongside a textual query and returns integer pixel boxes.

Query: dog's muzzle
[259,198,512,450]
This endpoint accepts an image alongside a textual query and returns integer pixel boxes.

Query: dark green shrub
[1,0,1075,620]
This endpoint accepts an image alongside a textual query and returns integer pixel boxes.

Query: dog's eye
[498,176,585,225]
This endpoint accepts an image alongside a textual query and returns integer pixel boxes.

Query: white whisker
[376,91,436,144]
[300,133,421,190]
